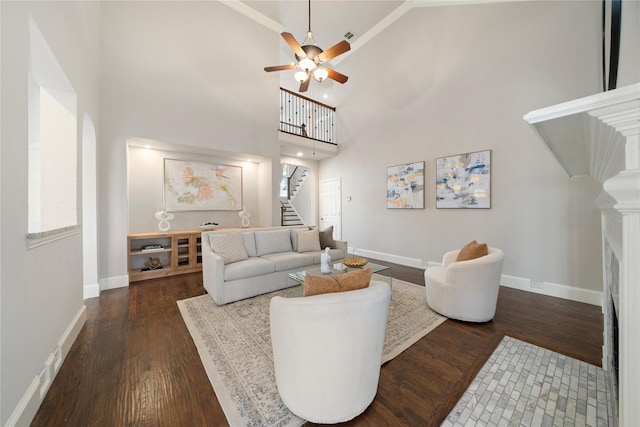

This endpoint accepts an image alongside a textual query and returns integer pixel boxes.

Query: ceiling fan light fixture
[298,57,316,72]
[294,70,308,83]
[313,67,328,82]
[263,0,350,93]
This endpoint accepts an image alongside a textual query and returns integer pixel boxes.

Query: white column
[600,114,640,427]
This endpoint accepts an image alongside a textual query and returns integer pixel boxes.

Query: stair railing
[287,167,307,200]
[280,201,285,226]
[286,166,297,200]
[280,88,337,145]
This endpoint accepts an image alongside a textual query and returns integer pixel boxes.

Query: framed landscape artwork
[164,159,242,211]
[436,150,491,209]
[387,161,425,209]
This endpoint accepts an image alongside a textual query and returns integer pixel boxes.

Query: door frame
[319,178,342,239]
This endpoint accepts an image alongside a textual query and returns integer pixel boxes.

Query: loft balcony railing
[280,87,336,145]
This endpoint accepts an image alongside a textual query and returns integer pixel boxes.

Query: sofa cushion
[209,232,248,264]
[255,229,293,256]
[242,231,257,257]
[319,226,337,249]
[303,268,371,297]
[456,240,489,262]
[296,228,321,253]
[224,257,275,281]
[260,252,314,272]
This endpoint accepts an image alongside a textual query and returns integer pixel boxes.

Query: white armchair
[424,247,504,322]
[270,281,391,423]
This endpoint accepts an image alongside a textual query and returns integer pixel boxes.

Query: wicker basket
[342,256,368,268]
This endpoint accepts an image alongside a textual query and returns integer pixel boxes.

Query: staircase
[281,201,303,226]
[288,168,307,200]
[280,166,308,226]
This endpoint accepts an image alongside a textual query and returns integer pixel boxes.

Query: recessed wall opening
[27,16,79,240]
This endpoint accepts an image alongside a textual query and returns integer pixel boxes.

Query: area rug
[177,276,446,427]
[442,336,613,427]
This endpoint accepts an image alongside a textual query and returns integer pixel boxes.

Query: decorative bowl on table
[199,222,219,230]
[342,256,368,268]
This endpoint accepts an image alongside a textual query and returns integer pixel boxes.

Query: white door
[319,178,341,239]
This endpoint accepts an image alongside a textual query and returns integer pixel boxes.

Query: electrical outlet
[530,280,544,289]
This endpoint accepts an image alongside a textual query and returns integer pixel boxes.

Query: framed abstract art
[387,161,425,209]
[436,150,491,209]
[164,159,242,211]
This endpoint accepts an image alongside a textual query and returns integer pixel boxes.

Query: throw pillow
[209,233,249,264]
[318,226,336,249]
[456,240,489,262]
[296,228,321,253]
[290,226,314,252]
[303,268,371,297]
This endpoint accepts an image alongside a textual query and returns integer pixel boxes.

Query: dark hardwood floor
[31,260,603,427]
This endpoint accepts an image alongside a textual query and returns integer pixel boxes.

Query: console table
[127,230,203,282]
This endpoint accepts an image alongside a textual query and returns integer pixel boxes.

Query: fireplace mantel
[524,83,640,427]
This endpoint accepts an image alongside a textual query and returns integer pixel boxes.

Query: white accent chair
[424,247,504,322]
[270,281,391,423]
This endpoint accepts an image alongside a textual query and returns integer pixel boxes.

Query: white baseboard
[500,274,603,306]
[4,305,87,427]
[83,282,100,299]
[350,248,425,269]
[350,248,603,307]
[99,274,129,291]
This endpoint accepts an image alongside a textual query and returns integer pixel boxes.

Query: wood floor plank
[30,260,602,427]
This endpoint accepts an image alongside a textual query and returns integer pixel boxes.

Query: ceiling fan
[264,0,351,93]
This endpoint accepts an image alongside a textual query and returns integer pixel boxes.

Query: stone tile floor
[442,336,612,427]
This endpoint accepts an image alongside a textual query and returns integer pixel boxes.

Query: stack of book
[141,244,163,253]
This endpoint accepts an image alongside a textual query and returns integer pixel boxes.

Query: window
[27,16,79,246]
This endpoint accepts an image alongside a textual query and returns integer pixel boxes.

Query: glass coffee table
[288,261,392,289]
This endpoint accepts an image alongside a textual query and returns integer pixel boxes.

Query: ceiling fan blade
[299,72,312,92]
[325,67,349,84]
[264,64,297,72]
[317,40,351,63]
[281,32,306,58]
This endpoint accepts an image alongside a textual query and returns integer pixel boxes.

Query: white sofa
[202,225,347,305]
[270,281,391,423]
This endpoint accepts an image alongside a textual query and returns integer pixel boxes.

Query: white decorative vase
[154,209,174,233]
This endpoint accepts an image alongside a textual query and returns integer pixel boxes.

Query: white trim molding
[350,247,424,269]
[218,0,283,33]
[99,274,129,291]
[25,224,81,249]
[83,282,100,299]
[499,275,603,307]
[4,305,87,427]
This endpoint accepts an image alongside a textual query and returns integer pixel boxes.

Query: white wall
[0,1,100,424]
[127,144,262,232]
[321,1,605,294]
[99,1,281,285]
